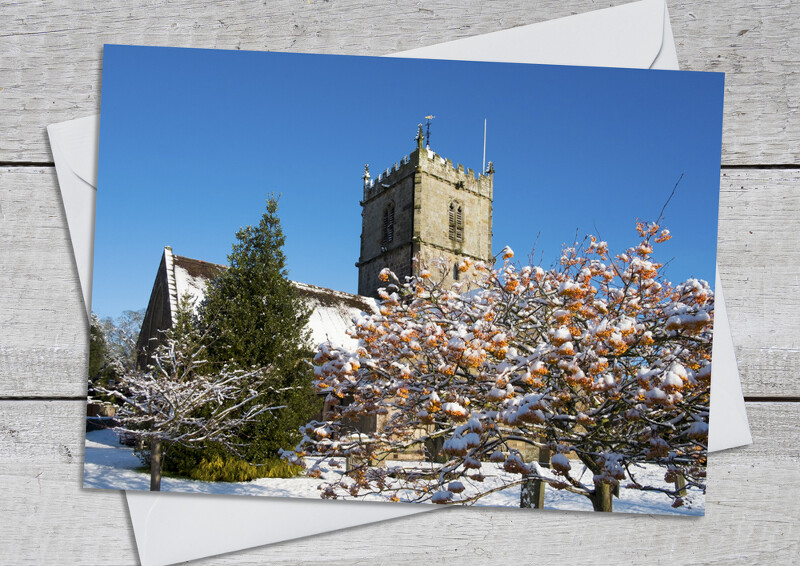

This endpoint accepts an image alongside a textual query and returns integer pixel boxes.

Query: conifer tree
[88,314,116,404]
[89,314,110,381]
[191,197,320,464]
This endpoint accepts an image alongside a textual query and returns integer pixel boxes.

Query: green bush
[187,455,303,482]
[161,442,303,482]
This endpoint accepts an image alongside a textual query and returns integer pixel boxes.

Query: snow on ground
[84,429,703,516]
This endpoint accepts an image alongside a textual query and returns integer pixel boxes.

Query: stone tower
[357,125,494,298]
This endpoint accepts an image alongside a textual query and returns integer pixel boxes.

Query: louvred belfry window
[449,201,463,242]
[382,203,395,245]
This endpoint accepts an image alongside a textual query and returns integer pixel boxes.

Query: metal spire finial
[424,115,435,148]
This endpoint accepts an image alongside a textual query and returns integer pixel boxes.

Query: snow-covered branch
[95,330,290,455]
[289,222,711,511]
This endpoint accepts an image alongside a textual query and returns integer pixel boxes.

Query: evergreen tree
[89,314,109,381]
[169,197,320,471]
[89,313,119,403]
[200,197,312,373]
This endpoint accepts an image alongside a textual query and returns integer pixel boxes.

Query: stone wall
[415,149,493,288]
[358,168,416,297]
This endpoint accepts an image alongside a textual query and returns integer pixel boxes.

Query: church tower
[357,124,494,298]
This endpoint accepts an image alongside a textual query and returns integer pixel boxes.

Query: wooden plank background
[1,1,798,563]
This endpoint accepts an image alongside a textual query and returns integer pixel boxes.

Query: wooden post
[346,439,384,471]
[150,438,162,492]
[675,472,687,497]
[520,446,550,509]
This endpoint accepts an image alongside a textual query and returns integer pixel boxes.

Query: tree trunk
[424,435,447,464]
[150,438,163,491]
[591,482,614,512]
[520,447,550,509]
[346,442,384,472]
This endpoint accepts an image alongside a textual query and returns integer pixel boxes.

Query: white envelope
[48,114,99,315]
[48,1,750,564]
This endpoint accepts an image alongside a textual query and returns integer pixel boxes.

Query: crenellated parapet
[362,153,416,202]
[362,146,493,203]
[419,147,493,201]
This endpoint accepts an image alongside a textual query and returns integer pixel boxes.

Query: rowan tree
[288,221,711,511]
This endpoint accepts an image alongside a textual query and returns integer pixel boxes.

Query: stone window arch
[449,200,463,242]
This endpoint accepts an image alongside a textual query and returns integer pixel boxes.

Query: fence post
[520,446,550,509]
[675,472,687,496]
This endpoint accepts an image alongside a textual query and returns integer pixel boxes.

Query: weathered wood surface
[2,167,798,397]
[0,400,797,564]
[0,0,798,165]
[718,169,800,397]
[0,167,87,398]
[1,0,799,564]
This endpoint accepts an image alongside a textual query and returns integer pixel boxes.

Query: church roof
[173,254,225,280]
[161,247,377,351]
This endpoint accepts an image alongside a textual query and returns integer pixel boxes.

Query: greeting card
[85,45,724,515]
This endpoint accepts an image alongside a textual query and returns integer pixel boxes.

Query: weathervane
[425,115,435,148]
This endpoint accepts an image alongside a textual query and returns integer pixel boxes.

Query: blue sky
[94,45,724,319]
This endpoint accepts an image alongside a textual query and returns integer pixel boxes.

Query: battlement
[419,147,493,200]
[362,146,493,202]
[362,153,416,202]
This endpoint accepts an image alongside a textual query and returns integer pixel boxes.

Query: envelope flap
[48,115,99,187]
[394,0,666,70]
[47,115,100,318]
